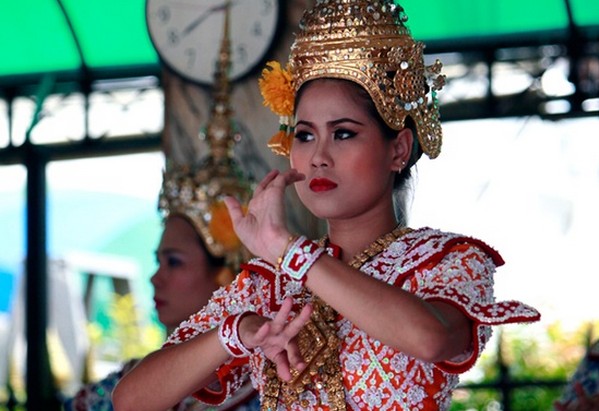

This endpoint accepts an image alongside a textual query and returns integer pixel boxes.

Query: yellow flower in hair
[259,61,294,116]
[208,201,241,252]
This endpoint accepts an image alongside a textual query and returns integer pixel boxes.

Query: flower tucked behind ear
[259,61,295,157]
[259,61,294,116]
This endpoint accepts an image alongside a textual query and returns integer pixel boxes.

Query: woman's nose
[150,267,163,287]
[311,138,332,168]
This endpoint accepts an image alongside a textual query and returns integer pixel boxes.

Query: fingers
[254,169,280,196]
[286,341,306,374]
[270,297,294,331]
[223,196,243,225]
[254,169,305,197]
[250,298,312,382]
[273,351,293,382]
[270,299,311,340]
[252,321,271,345]
[274,299,311,379]
[298,303,313,323]
[283,304,312,374]
[283,168,306,185]
[285,303,313,336]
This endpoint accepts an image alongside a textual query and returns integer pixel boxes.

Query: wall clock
[146,0,282,85]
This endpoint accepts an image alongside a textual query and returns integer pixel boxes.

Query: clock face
[146,0,281,85]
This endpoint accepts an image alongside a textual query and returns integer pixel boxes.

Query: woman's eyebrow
[329,118,364,127]
[295,118,365,127]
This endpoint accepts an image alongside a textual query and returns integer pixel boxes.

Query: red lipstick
[154,297,165,309]
[309,178,338,192]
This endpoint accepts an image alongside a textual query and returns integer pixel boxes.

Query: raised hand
[224,169,305,264]
[239,297,313,381]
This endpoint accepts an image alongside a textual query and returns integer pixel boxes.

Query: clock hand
[180,0,240,38]
[180,6,220,37]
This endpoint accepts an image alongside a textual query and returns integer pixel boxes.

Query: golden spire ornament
[159,0,253,272]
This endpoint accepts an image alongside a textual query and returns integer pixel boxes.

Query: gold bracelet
[277,235,297,270]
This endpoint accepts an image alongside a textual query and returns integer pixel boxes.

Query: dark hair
[295,78,420,225]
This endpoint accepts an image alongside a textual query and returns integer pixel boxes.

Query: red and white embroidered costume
[164,227,540,410]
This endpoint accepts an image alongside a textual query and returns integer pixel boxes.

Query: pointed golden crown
[159,2,252,272]
[260,0,445,159]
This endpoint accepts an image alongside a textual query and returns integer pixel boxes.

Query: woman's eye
[334,129,356,140]
[295,130,314,142]
[166,256,183,268]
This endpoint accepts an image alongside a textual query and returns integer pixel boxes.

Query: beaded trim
[261,225,412,411]
[218,312,254,358]
[279,236,325,284]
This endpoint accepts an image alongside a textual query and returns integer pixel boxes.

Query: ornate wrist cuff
[218,312,254,358]
[279,235,325,284]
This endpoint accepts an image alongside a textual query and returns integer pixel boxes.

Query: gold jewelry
[259,0,445,159]
[261,225,412,410]
[159,10,253,274]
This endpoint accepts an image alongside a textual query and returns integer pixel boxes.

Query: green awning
[0,0,598,90]
[406,0,588,41]
[0,0,157,82]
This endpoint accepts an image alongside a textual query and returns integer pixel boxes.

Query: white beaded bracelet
[279,235,325,284]
[217,312,254,358]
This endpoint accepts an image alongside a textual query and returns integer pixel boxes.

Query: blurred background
[0,0,598,410]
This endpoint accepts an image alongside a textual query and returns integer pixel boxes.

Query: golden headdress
[159,3,252,274]
[259,0,446,159]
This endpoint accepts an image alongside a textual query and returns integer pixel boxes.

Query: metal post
[497,330,512,411]
[24,142,60,410]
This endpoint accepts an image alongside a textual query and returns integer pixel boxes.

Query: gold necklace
[261,225,412,411]
[345,225,413,269]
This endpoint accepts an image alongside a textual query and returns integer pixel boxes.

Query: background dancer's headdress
[259,0,446,159]
[159,3,253,276]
